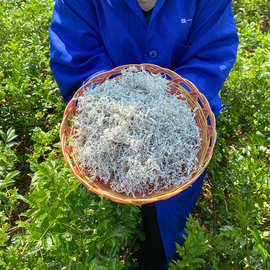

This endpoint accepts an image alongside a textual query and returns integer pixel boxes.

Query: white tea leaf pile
[73,67,201,197]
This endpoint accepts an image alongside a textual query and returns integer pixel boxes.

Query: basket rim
[60,63,216,205]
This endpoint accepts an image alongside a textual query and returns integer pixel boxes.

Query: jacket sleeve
[174,0,238,113]
[49,0,114,102]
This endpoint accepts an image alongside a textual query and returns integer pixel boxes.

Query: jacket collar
[150,0,166,22]
[123,0,166,25]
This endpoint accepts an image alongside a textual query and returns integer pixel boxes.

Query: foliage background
[0,0,269,269]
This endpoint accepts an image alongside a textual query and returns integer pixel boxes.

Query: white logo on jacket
[181,18,192,24]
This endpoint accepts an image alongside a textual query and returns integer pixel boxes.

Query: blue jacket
[49,0,238,116]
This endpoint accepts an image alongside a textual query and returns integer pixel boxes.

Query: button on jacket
[49,0,238,266]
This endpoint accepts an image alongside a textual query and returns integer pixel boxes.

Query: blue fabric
[49,0,238,265]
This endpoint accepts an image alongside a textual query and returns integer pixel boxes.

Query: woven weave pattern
[60,64,216,205]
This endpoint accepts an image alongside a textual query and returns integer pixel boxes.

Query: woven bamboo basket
[60,64,216,206]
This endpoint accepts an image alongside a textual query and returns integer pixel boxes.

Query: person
[49,0,238,269]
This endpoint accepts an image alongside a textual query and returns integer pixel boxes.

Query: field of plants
[0,0,269,269]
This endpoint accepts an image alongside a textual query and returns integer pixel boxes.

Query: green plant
[0,0,269,269]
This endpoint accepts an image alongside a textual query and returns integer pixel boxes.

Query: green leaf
[94,266,108,270]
